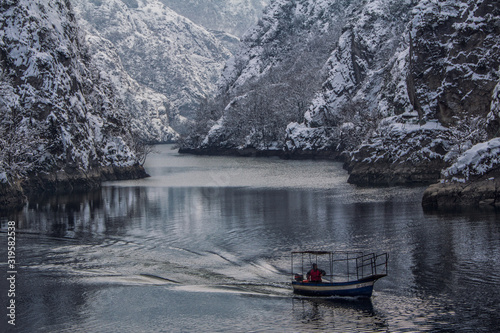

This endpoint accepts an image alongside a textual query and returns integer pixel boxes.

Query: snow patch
[443,138,500,182]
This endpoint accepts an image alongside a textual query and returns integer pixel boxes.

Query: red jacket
[307,268,325,282]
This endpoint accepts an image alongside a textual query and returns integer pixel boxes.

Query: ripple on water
[3,145,500,332]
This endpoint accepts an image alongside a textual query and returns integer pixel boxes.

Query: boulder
[422,178,500,210]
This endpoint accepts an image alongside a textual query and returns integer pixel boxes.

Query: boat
[291,250,388,298]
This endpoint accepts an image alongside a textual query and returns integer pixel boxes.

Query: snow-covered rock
[84,32,178,143]
[423,79,500,209]
[71,0,232,125]
[346,117,454,185]
[343,0,499,186]
[442,138,500,182]
[486,79,500,137]
[0,0,147,208]
[422,137,500,209]
[158,0,269,38]
[184,0,500,189]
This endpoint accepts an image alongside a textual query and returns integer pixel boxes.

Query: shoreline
[178,146,441,186]
[0,164,149,211]
[422,177,500,210]
[178,146,344,160]
[5,145,497,211]
[179,146,500,210]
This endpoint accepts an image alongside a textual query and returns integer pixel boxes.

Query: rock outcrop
[71,0,232,126]
[0,0,148,209]
[422,178,500,210]
[181,0,500,192]
[422,137,500,209]
[345,118,454,186]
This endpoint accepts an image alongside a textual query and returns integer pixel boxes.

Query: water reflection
[292,298,389,332]
[1,145,500,332]
[9,189,140,240]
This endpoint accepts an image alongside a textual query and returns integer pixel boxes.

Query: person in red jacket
[307,263,326,282]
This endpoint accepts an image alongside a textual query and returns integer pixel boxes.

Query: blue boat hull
[292,275,385,298]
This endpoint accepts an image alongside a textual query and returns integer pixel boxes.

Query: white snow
[443,138,500,182]
[0,0,142,183]
[0,171,8,184]
[71,0,231,122]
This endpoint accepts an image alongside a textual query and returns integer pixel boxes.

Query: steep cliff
[287,0,499,187]
[347,0,500,186]
[83,32,177,143]
[0,0,147,209]
[71,0,232,130]
[422,82,500,209]
[182,0,500,191]
[158,0,269,38]
[181,0,346,153]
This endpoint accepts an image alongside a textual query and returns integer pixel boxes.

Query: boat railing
[291,250,388,283]
[330,251,388,282]
[355,252,388,280]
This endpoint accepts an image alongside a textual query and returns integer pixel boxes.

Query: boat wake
[80,271,292,298]
[172,282,292,298]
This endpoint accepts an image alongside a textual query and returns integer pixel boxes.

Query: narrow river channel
[1,144,499,332]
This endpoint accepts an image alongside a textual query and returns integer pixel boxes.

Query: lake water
[1,144,499,332]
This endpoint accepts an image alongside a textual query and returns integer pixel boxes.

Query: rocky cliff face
[422,84,500,210]
[158,0,269,38]
[84,32,177,143]
[285,0,416,161]
[183,0,500,191]
[71,0,232,131]
[181,0,347,153]
[347,0,500,186]
[0,0,147,209]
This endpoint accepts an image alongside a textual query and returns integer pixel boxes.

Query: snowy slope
[182,0,349,151]
[285,0,416,160]
[443,138,500,182]
[184,0,500,186]
[0,0,145,203]
[184,0,416,153]
[71,0,232,124]
[158,0,269,37]
[84,32,178,143]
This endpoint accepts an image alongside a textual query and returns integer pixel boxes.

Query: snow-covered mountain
[181,0,347,153]
[0,0,147,208]
[345,0,500,186]
[71,0,232,131]
[182,0,500,189]
[158,0,270,37]
[84,32,177,143]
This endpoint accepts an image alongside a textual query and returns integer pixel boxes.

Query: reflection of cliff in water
[11,188,148,239]
[11,185,374,242]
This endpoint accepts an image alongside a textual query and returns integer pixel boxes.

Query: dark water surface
[1,145,499,332]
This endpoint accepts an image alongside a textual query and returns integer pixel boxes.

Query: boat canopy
[291,250,331,255]
[291,250,388,297]
[291,250,388,283]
